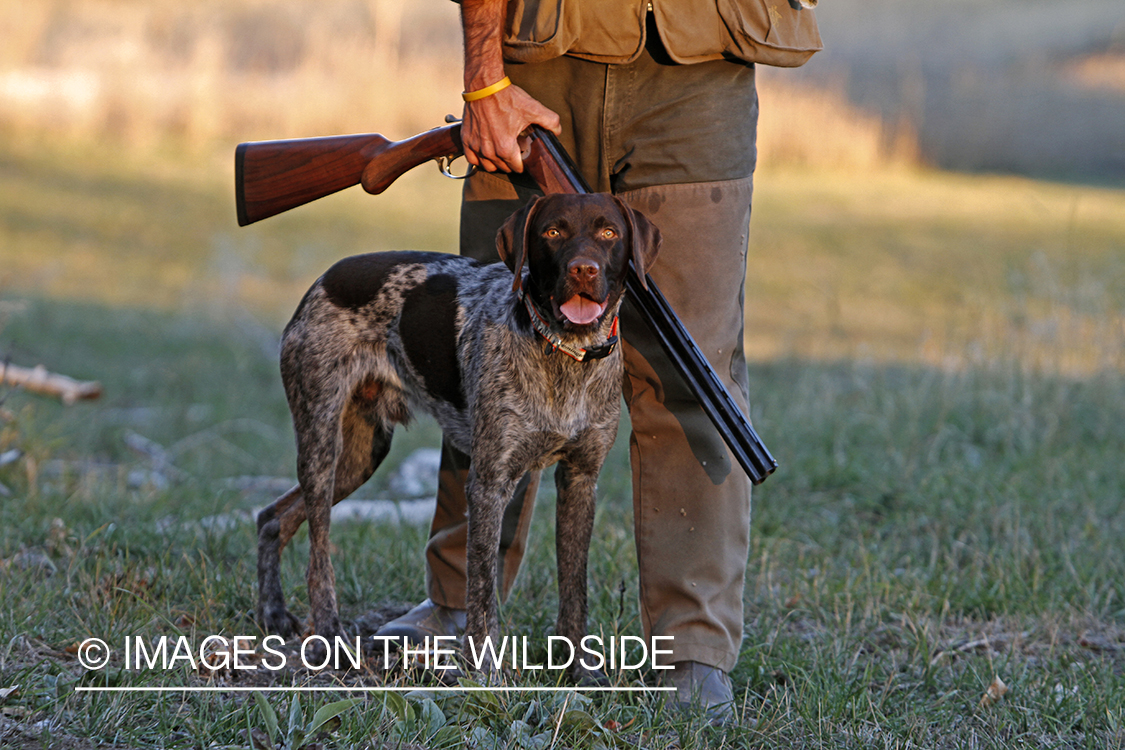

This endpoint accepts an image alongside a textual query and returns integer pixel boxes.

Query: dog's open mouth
[557,294,608,326]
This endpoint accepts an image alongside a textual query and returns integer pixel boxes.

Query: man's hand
[460,0,560,174]
[462,86,560,174]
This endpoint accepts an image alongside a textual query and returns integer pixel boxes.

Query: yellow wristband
[462,76,512,102]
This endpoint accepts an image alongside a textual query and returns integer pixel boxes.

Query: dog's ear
[612,197,662,290]
[496,196,546,293]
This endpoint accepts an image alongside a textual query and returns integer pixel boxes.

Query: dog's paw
[433,665,467,687]
[259,606,303,639]
[475,664,504,687]
[461,647,503,685]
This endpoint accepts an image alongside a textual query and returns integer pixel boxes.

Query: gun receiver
[234,125,777,483]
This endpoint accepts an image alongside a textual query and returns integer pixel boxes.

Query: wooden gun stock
[234,124,462,226]
[233,123,777,484]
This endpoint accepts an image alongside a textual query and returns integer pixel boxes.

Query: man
[378,0,820,720]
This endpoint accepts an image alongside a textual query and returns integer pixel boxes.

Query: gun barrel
[623,269,777,483]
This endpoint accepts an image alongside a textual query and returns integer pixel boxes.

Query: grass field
[2,133,1125,749]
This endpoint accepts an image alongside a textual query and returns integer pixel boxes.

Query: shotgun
[234,124,463,227]
[235,124,777,484]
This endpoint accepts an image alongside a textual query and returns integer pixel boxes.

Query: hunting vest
[502,0,822,67]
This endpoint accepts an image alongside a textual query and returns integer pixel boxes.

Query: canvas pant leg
[617,177,754,673]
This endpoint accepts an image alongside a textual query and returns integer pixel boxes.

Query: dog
[255,192,661,681]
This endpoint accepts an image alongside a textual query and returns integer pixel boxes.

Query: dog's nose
[568,258,601,281]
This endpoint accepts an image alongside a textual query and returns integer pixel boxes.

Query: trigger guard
[437,155,476,181]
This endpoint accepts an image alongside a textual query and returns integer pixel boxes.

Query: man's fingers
[465,143,521,173]
[494,141,525,173]
[461,84,557,173]
[466,150,519,174]
[464,126,525,173]
[539,109,562,136]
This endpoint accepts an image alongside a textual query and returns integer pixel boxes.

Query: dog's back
[280,249,625,461]
[279,252,507,450]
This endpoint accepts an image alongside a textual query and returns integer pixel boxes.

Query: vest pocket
[501,0,820,68]
[502,0,573,63]
[717,0,822,67]
[503,0,645,64]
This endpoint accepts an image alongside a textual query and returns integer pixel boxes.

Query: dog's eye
[600,228,618,240]
[544,228,561,239]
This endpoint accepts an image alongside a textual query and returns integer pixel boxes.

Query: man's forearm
[458,0,561,173]
[460,0,507,91]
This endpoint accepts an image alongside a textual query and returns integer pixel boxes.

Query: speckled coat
[254,194,660,680]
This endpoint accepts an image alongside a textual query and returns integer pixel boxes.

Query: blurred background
[2,0,1122,175]
[791,0,1125,181]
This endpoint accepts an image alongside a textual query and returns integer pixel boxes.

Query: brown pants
[425,29,758,672]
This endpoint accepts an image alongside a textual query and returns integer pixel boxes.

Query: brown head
[496,193,662,330]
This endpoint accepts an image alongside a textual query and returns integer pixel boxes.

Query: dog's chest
[465,320,622,439]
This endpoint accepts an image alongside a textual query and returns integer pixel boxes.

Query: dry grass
[745,168,1125,375]
[1067,52,1125,94]
[0,0,464,147]
[756,71,919,171]
[3,5,1125,749]
[794,0,1125,181]
[0,0,912,171]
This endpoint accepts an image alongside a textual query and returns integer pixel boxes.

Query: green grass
[1,141,1124,748]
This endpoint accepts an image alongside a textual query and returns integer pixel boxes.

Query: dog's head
[496,193,662,331]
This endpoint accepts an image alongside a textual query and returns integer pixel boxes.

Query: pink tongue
[559,296,607,325]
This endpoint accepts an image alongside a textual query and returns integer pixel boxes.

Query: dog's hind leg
[296,407,350,643]
[256,377,398,638]
[257,484,305,636]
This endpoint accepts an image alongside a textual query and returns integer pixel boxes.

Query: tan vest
[503,0,822,67]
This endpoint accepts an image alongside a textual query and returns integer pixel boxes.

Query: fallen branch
[1,363,102,405]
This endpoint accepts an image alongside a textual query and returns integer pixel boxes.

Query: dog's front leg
[555,457,607,686]
[463,469,514,681]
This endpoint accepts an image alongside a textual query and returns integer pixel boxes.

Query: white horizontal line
[75,685,675,693]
